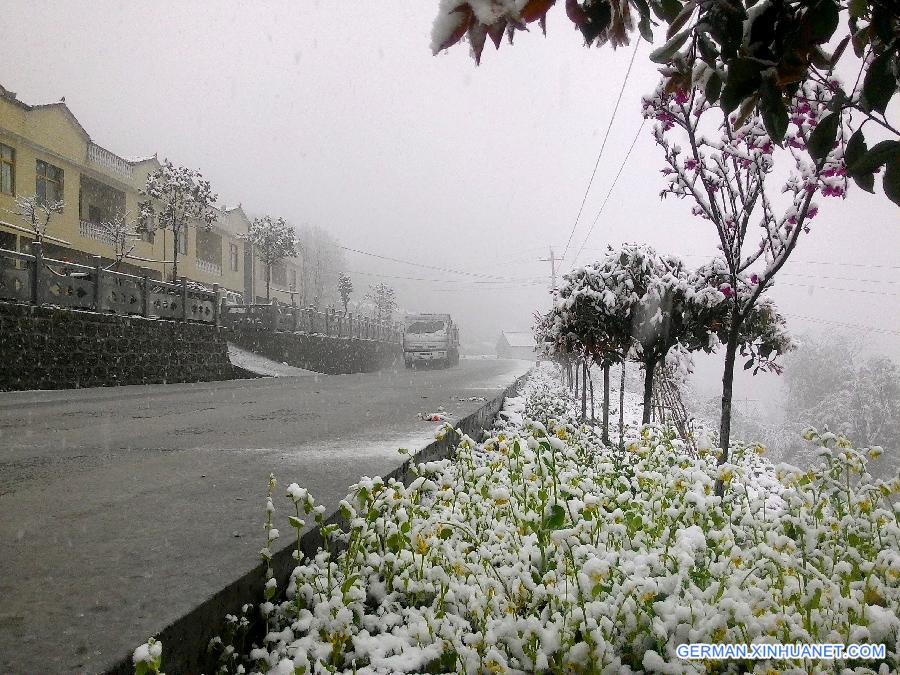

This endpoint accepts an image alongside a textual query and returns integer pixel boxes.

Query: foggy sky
[3,1,897,400]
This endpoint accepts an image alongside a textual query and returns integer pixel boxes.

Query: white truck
[403,313,459,368]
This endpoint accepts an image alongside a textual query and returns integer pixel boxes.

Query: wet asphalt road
[0,358,531,674]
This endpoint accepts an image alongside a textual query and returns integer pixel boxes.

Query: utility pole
[538,246,559,303]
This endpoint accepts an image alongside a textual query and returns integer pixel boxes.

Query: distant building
[496,331,537,360]
[0,83,303,304]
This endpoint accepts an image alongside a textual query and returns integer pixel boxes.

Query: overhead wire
[560,37,641,263]
[571,118,646,266]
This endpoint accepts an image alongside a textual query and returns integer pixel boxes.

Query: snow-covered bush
[137,366,898,674]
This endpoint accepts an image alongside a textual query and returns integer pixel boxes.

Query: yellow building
[0,83,303,304]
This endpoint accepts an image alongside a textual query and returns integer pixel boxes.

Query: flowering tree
[14,195,64,245]
[139,161,218,280]
[642,80,844,473]
[431,0,899,204]
[337,272,353,313]
[244,216,297,302]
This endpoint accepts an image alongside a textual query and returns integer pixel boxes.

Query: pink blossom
[719,283,735,298]
[750,274,759,285]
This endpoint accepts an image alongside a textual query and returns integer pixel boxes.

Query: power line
[333,244,533,283]
[560,38,641,263]
[571,118,646,266]
[781,272,898,285]
[784,313,900,337]
[778,282,899,298]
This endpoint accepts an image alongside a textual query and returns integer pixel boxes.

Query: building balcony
[196,258,222,276]
[79,219,116,246]
[87,143,134,180]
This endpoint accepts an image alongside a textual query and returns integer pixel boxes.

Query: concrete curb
[104,369,531,674]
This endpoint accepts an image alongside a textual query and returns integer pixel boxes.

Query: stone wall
[226,323,401,375]
[0,301,237,391]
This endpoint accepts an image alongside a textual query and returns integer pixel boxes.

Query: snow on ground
[227,343,317,378]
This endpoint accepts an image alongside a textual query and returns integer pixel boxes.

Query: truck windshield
[406,320,445,334]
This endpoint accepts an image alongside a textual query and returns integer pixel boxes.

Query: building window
[36,159,64,204]
[0,144,14,195]
[229,243,239,272]
[177,230,187,255]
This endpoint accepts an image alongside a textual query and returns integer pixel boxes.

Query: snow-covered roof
[500,331,535,348]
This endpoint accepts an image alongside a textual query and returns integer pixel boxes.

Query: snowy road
[0,358,532,674]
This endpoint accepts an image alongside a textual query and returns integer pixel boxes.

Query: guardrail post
[31,241,44,306]
[212,283,220,326]
[142,276,150,317]
[268,302,278,331]
[93,255,104,312]
[181,276,188,321]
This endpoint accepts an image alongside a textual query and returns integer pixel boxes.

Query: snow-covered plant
[366,282,397,324]
[139,160,218,280]
[243,216,297,302]
[642,79,847,474]
[98,211,141,269]
[132,636,163,675]
[173,365,899,674]
[337,273,353,314]
[13,194,64,245]
[555,243,728,425]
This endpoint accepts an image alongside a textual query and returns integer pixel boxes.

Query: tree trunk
[642,357,656,425]
[618,363,625,448]
[172,229,179,281]
[602,363,610,445]
[717,309,742,479]
[589,369,595,425]
[581,360,588,422]
[266,264,271,301]
[574,360,579,399]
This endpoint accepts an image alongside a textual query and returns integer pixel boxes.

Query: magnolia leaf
[829,34,850,68]
[704,70,722,103]
[806,0,840,44]
[666,0,696,39]
[638,14,654,43]
[649,28,691,63]
[861,51,896,114]
[884,156,900,207]
[852,171,876,194]
[759,77,788,144]
[744,358,754,370]
[721,58,762,114]
[807,112,840,162]
[848,140,900,176]
[652,0,683,23]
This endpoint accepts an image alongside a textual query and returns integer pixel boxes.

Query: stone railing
[196,258,222,276]
[79,219,116,246]
[0,242,220,324]
[222,302,402,343]
[87,143,134,180]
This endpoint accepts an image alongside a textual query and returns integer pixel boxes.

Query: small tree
[643,80,845,473]
[14,195,64,245]
[98,211,141,270]
[244,216,297,302]
[139,160,218,280]
[338,272,353,313]
[367,282,397,323]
